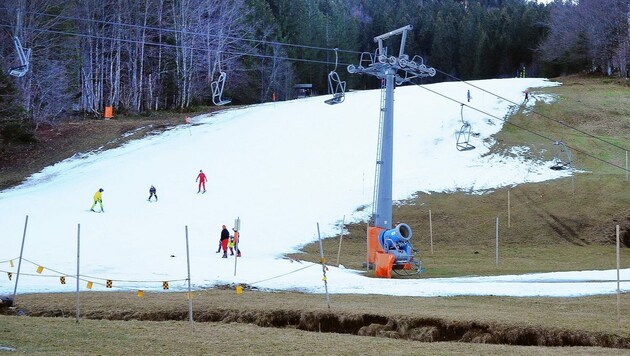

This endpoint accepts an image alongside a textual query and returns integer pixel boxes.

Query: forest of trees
[0,0,629,128]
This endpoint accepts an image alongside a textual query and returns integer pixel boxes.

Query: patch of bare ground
[3,291,630,350]
[0,108,227,190]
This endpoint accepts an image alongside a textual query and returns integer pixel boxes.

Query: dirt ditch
[12,307,629,349]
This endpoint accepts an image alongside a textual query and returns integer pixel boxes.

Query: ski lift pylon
[456,104,475,151]
[9,36,31,77]
[550,141,572,170]
[210,52,231,106]
[324,48,346,105]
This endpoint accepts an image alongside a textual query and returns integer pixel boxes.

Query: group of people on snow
[89,170,242,259]
[218,224,242,258]
[89,169,208,211]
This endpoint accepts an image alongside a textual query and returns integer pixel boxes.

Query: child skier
[232,227,242,257]
[148,185,158,201]
[90,188,104,212]
[228,236,235,256]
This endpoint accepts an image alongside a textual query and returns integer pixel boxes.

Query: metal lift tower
[348,25,435,229]
[347,25,435,277]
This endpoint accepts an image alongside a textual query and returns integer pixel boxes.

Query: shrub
[0,120,37,144]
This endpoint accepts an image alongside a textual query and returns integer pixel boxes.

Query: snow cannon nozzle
[382,223,412,243]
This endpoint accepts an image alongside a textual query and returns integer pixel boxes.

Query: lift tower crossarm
[374,25,412,58]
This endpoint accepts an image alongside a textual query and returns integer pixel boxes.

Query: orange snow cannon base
[374,252,395,278]
[367,226,386,264]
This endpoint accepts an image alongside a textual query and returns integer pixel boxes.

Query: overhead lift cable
[434,68,630,154]
[412,82,630,174]
[0,24,352,68]
[1,8,361,58]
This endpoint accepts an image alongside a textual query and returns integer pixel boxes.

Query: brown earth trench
[4,303,628,349]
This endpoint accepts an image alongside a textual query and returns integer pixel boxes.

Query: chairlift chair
[325,71,346,105]
[9,36,31,77]
[324,48,346,105]
[550,141,572,170]
[210,53,231,106]
[456,104,475,151]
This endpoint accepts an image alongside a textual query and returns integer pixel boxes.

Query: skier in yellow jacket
[90,188,104,212]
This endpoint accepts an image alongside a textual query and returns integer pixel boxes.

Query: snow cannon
[368,223,422,278]
[379,223,413,263]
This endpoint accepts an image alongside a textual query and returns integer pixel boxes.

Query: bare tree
[2,0,73,125]
[31,58,71,127]
[540,0,630,77]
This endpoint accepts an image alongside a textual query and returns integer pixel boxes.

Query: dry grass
[297,184,630,278]
[1,290,629,354]
[9,291,630,336]
[1,315,623,355]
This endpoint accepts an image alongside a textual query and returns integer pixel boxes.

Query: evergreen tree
[430,1,463,79]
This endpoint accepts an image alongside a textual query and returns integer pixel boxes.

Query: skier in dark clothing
[218,225,230,258]
[148,185,158,202]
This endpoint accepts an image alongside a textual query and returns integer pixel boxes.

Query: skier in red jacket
[196,169,207,193]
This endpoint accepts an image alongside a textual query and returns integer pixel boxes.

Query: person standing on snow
[232,227,242,257]
[196,169,207,193]
[148,185,158,202]
[90,188,104,212]
[228,236,235,256]
[219,225,230,258]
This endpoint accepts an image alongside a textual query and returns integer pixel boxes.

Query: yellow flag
[186,292,194,300]
[9,260,14,268]
[162,281,169,290]
[106,280,112,288]
[36,266,44,274]
[236,285,243,295]
[87,281,93,289]
[7,272,12,281]
[137,290,144,298]
[60,276,66,284]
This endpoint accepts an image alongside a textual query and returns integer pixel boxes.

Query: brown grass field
[1,75,630,354]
